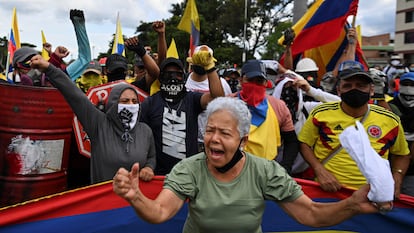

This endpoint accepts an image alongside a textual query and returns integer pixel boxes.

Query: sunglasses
[160,71,185,81]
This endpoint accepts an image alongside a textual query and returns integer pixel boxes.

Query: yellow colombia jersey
[244,100,281,160]
[298,101,410,189]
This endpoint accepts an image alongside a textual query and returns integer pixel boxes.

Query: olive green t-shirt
[164,152,303,233]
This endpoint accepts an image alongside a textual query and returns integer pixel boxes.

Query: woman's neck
[207,154,246,182]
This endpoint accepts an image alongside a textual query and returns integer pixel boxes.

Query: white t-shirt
[185,73,233,142]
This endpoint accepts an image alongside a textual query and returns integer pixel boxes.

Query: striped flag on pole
[111,12,125,56]
[177,0,200,56]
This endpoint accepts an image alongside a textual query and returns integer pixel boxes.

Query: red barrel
[0,83,73,207]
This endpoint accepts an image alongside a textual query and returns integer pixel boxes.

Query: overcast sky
[0,0,397,61]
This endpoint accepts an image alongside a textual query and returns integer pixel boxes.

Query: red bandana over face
[239,82,266,107]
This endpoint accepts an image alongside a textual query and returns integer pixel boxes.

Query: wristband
[206,67,217,74]
[135,45,147,57]
[192,65,206,75]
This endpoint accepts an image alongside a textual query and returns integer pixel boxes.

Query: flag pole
[5,51,11,76]
[242,0,248,63]
[5,32,11,78]
[351,15,356,27]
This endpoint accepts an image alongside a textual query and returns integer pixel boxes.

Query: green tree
[108,0,294,67]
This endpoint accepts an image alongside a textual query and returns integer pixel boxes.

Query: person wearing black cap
[299,60,410,198]
[139,52,224,175]
[105,53,128,82]
[230,59,299,174]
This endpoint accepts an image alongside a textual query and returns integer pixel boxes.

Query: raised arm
[125,36,159,89]
[113,163,184,223]
[30,54,103,137]
[153,21,167,65]
[281,28,295,70]
[200,70,224,109]
[186,45,224,109]
[66,9,92,81]
[332,27,358,76]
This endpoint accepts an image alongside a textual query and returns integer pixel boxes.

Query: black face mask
[159,71,187,102]
[341,89,371,108]
[298,71,318,88]
[107,72,126,82]
[227,79,239,93]
[281,85,298,122]
[214,140,244,173]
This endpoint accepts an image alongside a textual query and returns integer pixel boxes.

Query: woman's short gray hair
[204,97,251,138]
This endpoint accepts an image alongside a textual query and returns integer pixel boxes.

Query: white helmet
[295,58,319,72]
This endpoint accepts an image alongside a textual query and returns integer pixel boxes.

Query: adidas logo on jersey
[334,125,343,131]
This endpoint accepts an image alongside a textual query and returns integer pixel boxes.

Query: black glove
[282,28,295,46]
[125,37,146,57]
[70,9,85,23]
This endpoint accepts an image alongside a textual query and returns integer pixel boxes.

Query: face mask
[214,140,244,173]
[390,60,400,66]
[398,85,414,107]
[298,71,318,88]
[227,79,239,93]
[107,72,126,82]
[281,85,299,122]
[340,89,371,108]
[159,72,187,102]
[118,104,139,129]
[77,73,102,93]
[240,82,266,107]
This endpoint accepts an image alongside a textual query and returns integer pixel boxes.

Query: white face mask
[118,104,139,129]
[398,86,414,107]
[390,60,400,66]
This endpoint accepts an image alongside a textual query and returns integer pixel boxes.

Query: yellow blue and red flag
[8,8,21,68]
[1,178,413,232]
[177,0,200,56]
[279,0,367,82]
[111,13,125,56]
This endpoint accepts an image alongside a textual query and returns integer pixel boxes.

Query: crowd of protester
[1,7,414,232]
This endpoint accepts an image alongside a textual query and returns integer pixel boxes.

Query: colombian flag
[279,0,367,82]
[1,178,413,233]
[111,13,125,56]
[8,8,21,66]
[177,0,200,56]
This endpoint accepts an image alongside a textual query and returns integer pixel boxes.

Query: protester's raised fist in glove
[187,45,217,72]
